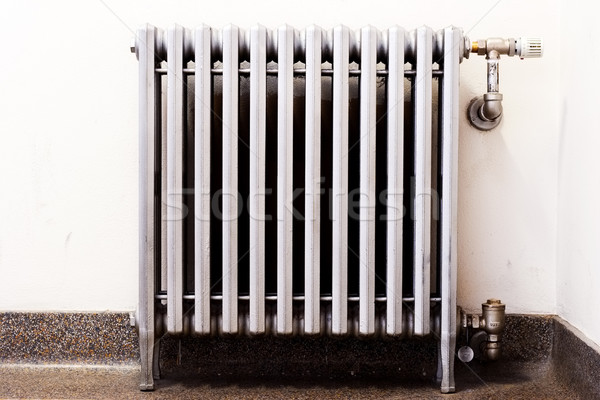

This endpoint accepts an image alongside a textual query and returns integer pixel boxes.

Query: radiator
[134,23,463,393]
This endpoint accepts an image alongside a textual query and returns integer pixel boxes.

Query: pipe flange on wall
[468,93,503,131]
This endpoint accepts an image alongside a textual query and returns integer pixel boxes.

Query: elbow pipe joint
[469,93,503,131]
[480,92,503,121]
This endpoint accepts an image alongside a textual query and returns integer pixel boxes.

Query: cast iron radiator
[133,23,463,392]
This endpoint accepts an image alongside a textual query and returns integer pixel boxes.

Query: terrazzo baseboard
[552,316,600,399]
[1,312,598,397]
[0,313,596,376]
[0,312,139,365]
[0,312,556,367]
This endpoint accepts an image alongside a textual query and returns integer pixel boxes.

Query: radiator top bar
[132,25,469,65]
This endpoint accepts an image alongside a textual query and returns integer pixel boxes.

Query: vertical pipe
[166,24,184,335]
[277,24,294,335]
[304,25,322,335]
[359,26,377,335]
[386,26,405,336]
[332,25,350,335]
[487,54,499,93]
[440,26,460,394]
[249,24,267,334]
[413,26,432,336]
[222,24,239,334]
[194,25,212,335]
[138,24,158,391]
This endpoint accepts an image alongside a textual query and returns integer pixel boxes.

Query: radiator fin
[194,24,212,335]
[386,26,405,335]
[166,25,185,335]
[304,25,323,335]
[331,25,350,335]
[222,24,239,334]
[413,26,433,336]
[249,24,267,334]
[440,26,460,393]
[276,25,295,334]
[359,26,377,335]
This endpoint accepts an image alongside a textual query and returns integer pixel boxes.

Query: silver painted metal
[166,25,184,335]
[133,23,473,393]
[156,67,443,76]
[386,26,405,336]
[359,25,377,336]
[304,25,322,335]
[440,26,461,394]
[277,25,295,335]
[249,24,267,335]
[331,25,350,336]
[194,24,212,335]
[155,301,442,339]
[137,23,159,391]
[154,293,441,302]
[413,26,432,337]
[222,24,239,334]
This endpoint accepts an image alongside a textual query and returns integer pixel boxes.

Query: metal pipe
[486,50,500,93]
[468,36,543,131]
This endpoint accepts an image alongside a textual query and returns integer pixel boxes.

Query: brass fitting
[459,298,506,362]
[472,37,517,57]
[480,299,506,360]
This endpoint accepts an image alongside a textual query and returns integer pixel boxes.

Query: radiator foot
[139,383,155,391]
[440,385,456,394]
[153,339,162,380]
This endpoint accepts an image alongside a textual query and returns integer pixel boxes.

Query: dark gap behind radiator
[164,60,442,302]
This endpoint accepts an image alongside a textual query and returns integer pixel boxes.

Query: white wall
[557,2,600,346]
[0,1,560,318]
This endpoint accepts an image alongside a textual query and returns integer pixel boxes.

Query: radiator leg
[153,338,162,380]
[139,330,155,391]
[436,343,443,384]
[439,333,457,393]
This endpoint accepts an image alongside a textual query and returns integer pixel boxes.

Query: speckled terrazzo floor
[0,361,581,399]
[0,314,596,398]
